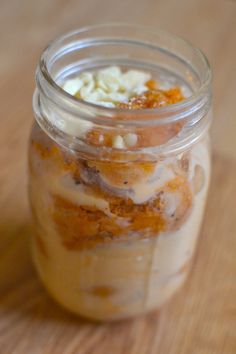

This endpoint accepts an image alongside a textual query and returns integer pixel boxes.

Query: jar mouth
[38,23,212,126]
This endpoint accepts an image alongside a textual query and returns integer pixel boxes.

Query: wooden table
[1,0,236,353]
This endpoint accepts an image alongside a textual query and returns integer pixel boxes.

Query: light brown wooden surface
[0,0,236,353]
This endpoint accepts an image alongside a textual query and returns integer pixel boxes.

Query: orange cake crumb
[118,87,184,109]
[51,175,192,251]
[31,138,79,176]
[52,194,123,250]
[145,79,157,90]
[51,191,167,250]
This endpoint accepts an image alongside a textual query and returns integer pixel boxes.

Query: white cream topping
[52,175,111,215]
[95,161,175,204]
[130,163,175,204]
[131,141,210,204]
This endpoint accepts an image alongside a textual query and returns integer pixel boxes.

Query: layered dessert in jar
[29,27,212,321]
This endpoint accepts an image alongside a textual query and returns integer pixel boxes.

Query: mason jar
[29,24,212,321]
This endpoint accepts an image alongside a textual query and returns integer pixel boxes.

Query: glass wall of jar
[29,25,212,321]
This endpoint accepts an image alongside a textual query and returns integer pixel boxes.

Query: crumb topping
[118,87,184,109]
[63,66,151,107]
[61,66,185,149]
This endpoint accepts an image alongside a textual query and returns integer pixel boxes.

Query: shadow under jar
[29,24,212,321]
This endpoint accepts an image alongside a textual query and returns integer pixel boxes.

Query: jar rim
[38,23,212,125]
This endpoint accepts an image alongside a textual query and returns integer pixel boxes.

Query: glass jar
[29,24,212,321]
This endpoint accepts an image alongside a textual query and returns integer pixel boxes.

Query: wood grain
[0,0,236,353]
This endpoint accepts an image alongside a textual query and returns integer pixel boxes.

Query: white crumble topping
[112,135,125,149]
[62,66,151,107]
[124,133,138,147]
[63,79,83,95]
[112,133,138,149]
[47,111,93,138]
[61,66,153,146]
